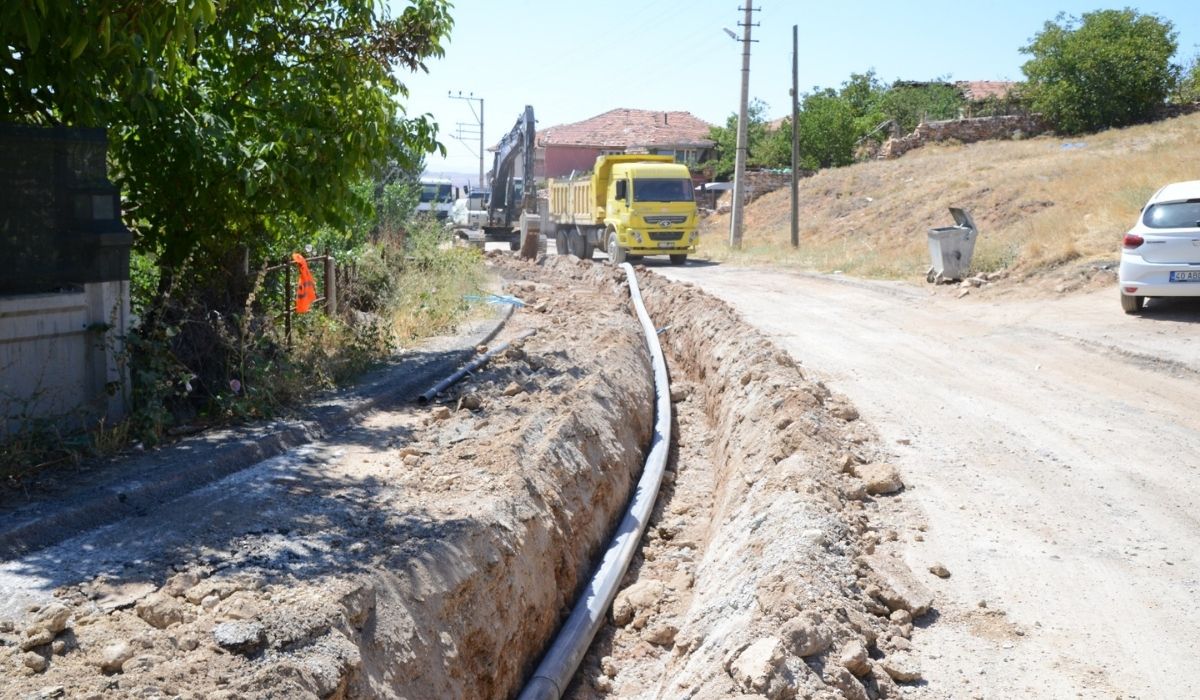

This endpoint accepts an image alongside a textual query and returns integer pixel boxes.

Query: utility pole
[449,91,485,190]
[790,23,799,248]
[729,2,758,249]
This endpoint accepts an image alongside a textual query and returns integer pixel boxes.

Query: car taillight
[1123,233,1144,249]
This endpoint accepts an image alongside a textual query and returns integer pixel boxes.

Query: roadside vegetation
[698,112,1200,282]
[0,1,486,481]
[704,8,1191,176]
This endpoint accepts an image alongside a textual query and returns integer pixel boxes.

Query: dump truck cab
[605,159,698,262]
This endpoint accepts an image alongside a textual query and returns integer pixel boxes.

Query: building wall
[1,281,130,436]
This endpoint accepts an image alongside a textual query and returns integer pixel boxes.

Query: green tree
[1021,9,1178,134]
[1176,53,1200,103]
[878,81,964,132]
[795,90,858,169]
[703,99,772,179]
[2,1,452,303]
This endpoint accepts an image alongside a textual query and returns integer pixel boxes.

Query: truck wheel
[555,232,568,255]
[607,230,626,265]
[669,254,688,265]
[580,239,595,260]
[509,239,520,251]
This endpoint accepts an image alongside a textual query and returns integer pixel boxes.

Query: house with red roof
[534,108,715,179]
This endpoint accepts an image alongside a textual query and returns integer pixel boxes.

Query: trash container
[927,207,978,282]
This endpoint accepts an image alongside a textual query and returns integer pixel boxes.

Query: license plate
[1169,270,1200,282]
[657,242,676,248]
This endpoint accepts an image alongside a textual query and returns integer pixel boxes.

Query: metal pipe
[518,262,672,700]
[416,329,537,404]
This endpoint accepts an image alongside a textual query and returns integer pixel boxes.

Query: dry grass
[699,113,1200,282]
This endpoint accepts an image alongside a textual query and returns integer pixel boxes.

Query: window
[633,179,694,202]
[1143,201,1200,229]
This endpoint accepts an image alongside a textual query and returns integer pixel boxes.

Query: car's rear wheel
[1120,292,1145,314]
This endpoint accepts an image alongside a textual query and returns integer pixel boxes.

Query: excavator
[481,105,541,258]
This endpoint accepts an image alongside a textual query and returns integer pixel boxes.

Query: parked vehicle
[449,188,489,229]
[1118,180,1200,313]
[416,177,457,220]
[546,154,698,265]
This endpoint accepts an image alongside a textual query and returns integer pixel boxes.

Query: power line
[448,91,485,189]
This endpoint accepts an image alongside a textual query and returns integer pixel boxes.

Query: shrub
[1021,9,1178,134]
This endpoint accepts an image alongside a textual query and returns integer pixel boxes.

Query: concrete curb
[0,305,514,561]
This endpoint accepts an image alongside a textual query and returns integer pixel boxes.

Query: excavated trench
[1,255,928,700]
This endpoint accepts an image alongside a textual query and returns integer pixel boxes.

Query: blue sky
[393,1,1200,179]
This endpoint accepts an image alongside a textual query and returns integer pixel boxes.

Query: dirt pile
[0,262,654,699]
[527,257,928,699]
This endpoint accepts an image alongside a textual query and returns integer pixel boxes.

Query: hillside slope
[701,112,1200,291]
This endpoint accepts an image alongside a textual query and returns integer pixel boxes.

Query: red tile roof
[955,81,1017,101]
[538,108,715,149]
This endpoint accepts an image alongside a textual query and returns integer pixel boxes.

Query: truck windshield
[420,184,453,203]
[633,179,694,202]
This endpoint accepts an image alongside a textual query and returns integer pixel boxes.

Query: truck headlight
[688,231,698,243]
[632,230,643,244]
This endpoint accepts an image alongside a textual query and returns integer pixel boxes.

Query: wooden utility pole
[790,24,799,248]
[728,2,757,249]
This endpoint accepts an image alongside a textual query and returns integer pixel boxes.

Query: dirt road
[657,263,1200,699]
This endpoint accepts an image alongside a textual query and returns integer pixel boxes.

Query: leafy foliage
[1176,54,1200,103]
[1020,9,1178,134]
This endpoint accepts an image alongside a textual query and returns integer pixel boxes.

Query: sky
[392,0,1200,182]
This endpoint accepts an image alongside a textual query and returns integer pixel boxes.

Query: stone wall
[878,114,1049,160]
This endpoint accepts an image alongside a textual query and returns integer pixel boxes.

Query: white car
[1118,180,1200,314]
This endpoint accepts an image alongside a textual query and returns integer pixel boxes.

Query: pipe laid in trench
[417,328,538,404]
[518,262,672,700]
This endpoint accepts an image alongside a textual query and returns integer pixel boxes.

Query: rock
[121,654,164,674]
[458,393,482,410]
[402,454,420,467]
[532,301,548,313]
[644,623,678,646]
[612,580,665,627]
[781,613,831,657]
[831,403,859,421]
[163,571,201,598]
[20,627,55,651]
[136,594,188,629]
[213,620,266,656]
[99,641,135,673]
[879,652,923,682]
[430,406,451,421]
[957,288,971,299]
[201,594,220,611]
[32,603,72,635]
[869,663,902,698]
[601,656,618,677]
[36,686,65,699]
[669,385,691,403]
[23,650,48,672]
[828,666,870,700]
[968,276,987,287]
[929,562,951,578]
[889,610,912,625]
[867,554,934,616]
[51,640,66,656]
[730,637,784,693]
[840,641,871,677]
[850,462,904,495]
[176,634,200,651]
[0,620,12,633]
[502,382,525,397]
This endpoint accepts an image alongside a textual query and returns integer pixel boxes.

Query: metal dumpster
[927,207,977,281]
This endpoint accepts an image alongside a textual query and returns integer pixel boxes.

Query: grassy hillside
[699,112,1200,285]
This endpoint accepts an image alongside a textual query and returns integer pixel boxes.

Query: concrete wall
[1,281,130,436]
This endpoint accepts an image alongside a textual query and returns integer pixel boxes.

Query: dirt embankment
[531,257,933,700]
[0,262,653,699]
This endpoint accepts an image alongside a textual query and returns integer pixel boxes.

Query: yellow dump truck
[546,155,698,265]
